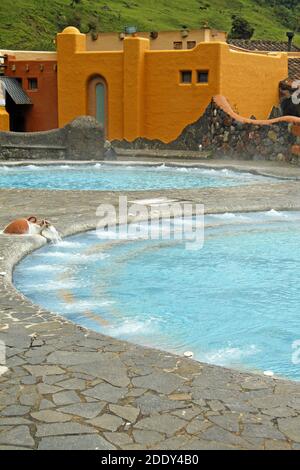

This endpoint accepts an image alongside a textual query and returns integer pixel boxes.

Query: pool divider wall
[0,116,104,161]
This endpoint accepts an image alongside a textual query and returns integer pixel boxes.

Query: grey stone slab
[133,430,164,446]
[242,423,285,440]
[31,410,72,423]
[20,376,37,385]
[180,438,239,450]
[103,432,133,448]
[47,351,105,365]
[136,393,187,415]
[52,390,81,406]
[37,383,62,394]
[278,416,300,442]
[200,425,254,448]
[82,383,127,403]
[132,371,185,394]
[153,436,190,450]
[0,417,32,426]
[38,434,116,450]
[109,404,140,423]
[0,426,34,447]
[58,402,106,419]
[47,352,130,386]
[39,399,55,410]
[171,407,205,421]
[36,422,97,437]
[134,415,186,436]
[208,413,241,433]
[1,405,30,417]
[186,418,212,435]
[55,378,86,390]
[88,414,124,431]
[19,392,39,406]
[0,446,31,450]
[24,365,66,377]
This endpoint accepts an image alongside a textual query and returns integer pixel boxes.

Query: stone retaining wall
[113,95,300,165]
[0,116,104,161]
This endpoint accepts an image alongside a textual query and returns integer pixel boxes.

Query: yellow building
[57,27,288,143]
[1,27,289,141]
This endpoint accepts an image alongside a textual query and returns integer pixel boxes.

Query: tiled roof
[0,77,32,105]
[228,39,300,52]
[288,59,300,80]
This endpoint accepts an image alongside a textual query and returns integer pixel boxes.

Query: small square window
[173,41,183,50]
[197,71,209,83]
[187,41,196,49]
[180,70,192,84]
[28,78,38,90]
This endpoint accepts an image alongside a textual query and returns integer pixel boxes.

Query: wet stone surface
[1,172,300,449]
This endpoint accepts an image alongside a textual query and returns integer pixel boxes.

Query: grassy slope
[0,0,299,50]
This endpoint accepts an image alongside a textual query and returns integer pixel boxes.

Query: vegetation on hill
[0,0,299,50]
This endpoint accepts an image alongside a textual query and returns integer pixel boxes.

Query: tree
[229,15,255,40]
[70,0,81,7]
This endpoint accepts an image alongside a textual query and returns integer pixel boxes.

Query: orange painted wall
[220,45,288,119]
[0,107,9,131]
[57,27,289,143]
[144,43,221,141]
[57,27,124,140]
[5,59,58,131]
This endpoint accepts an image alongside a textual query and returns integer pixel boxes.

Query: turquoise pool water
[0,164,272,190]
[14,210,300,380]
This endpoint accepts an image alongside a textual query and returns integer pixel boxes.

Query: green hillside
[0,0,299,50]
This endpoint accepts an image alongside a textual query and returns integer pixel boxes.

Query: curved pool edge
[1,184,300,449]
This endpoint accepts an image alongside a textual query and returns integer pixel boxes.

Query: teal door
[95,82,105,127]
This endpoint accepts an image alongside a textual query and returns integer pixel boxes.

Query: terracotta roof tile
[228,39,300,52]
[289,58,300,80]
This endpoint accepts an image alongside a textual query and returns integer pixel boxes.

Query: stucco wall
[0,116,104,160]
[0,107,9,132]
[113,95,300,165]
[57,27,289,144]
[220,46,288,120]
[5,58,58,131]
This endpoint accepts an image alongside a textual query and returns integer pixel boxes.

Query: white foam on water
[22,264,62,273]
[56,240,84,249]
[35,251,69,258]
[45,225,62,244]
[67,252,110,263]
[25,165,38,170]
[176,167,189,173]
[61,299,116,312]
[216,212,236,219]
[103,319,154,337]
[94,163,102,168]
[200,344,259,366]
[265,209,285,217]
[25,279,78,291]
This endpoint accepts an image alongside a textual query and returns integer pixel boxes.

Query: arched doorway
[87,76,107,134]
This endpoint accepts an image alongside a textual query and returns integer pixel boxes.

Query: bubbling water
[42,225,62,244]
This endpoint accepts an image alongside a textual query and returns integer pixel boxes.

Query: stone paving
[0,160,300,450]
